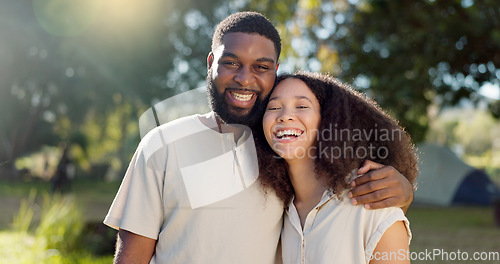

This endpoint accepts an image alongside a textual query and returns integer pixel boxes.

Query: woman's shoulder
[336,191,406,220]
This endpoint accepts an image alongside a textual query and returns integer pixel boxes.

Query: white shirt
[282,190,411,264]
[104,112,283,264]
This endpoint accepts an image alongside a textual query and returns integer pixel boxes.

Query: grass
[407,206,500,264]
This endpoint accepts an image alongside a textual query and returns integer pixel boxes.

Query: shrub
[11,189,37,233]
[35,193,84,253]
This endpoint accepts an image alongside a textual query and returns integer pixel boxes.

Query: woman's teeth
[276,130,303,139]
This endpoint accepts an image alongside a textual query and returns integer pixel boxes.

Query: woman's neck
[286,158,326,206]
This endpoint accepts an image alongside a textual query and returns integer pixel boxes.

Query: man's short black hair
[212,11,281,59]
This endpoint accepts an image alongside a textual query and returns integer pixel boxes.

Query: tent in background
[452,169,499,205]
[414,143,500,206]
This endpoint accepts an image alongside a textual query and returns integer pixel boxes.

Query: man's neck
[198,112,245,143]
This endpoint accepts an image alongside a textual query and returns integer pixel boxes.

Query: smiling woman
[262,77,321,161]
[257,71,417,264]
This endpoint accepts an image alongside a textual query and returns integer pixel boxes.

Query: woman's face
[263,78,321,162]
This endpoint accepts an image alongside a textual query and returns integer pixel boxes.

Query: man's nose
[234,67,255,87]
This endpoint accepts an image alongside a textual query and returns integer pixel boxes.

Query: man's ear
[275,62,279,71]
[207,52,214,69]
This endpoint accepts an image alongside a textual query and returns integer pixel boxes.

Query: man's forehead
[215,32,278,61]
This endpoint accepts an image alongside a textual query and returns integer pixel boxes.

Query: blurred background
[0,0,499,263]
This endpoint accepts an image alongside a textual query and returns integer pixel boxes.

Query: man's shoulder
[141,113,213,145]
[136,113,209,160]
[158,113,201,130]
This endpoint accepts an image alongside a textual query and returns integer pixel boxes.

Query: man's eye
[256,65,270,71]
[222,61,238,67]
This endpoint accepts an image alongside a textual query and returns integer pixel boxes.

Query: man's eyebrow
[221,52,276,64]
[256,57,276,63]
[221,52,238,59]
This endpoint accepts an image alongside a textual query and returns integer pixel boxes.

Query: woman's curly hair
[254,71,418,208]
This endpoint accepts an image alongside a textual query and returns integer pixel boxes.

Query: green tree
[453,110,497,155]
[256,0,500,142]
[0,0,228,178]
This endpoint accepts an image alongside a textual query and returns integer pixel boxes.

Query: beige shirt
[282,190,411,264]
[104,112,283,264]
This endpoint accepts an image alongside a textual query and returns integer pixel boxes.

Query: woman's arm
[370,221,410,264]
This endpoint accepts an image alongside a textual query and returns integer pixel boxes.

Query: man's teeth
[276,130,303,138]
[231,92,253,102]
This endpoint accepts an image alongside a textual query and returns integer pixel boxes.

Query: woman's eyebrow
[268,96,280,102]
[268,95,313,102]
[296,96,313,103]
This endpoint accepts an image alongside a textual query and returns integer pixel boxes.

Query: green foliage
[427,108,500,154]
[80,101,138,173]
[1,0,227,178]
[261,0,500,142]
[454,111,497,155]
[11,189,37,233]
[36,193,84,253]
[1,189,114,263]
[0,178,121,231]
[0,230,113,264]
[1,190,114,263]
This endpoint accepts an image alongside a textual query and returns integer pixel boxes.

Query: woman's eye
[297,105,309,109]
[267,106,280,111]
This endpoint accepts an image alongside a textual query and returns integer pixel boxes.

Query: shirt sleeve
[103,129,167,240]
[364,208,411,261]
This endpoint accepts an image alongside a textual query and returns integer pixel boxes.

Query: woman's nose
[278,109,294,122]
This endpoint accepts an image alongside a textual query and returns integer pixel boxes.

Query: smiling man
[104,12,414,264]
[207,32,279,127]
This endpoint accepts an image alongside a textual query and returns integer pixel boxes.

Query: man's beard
[206,70,267,129]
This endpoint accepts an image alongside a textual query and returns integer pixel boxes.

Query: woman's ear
[207,52,214,69]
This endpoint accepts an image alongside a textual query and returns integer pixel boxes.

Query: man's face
[207,32,278,127]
